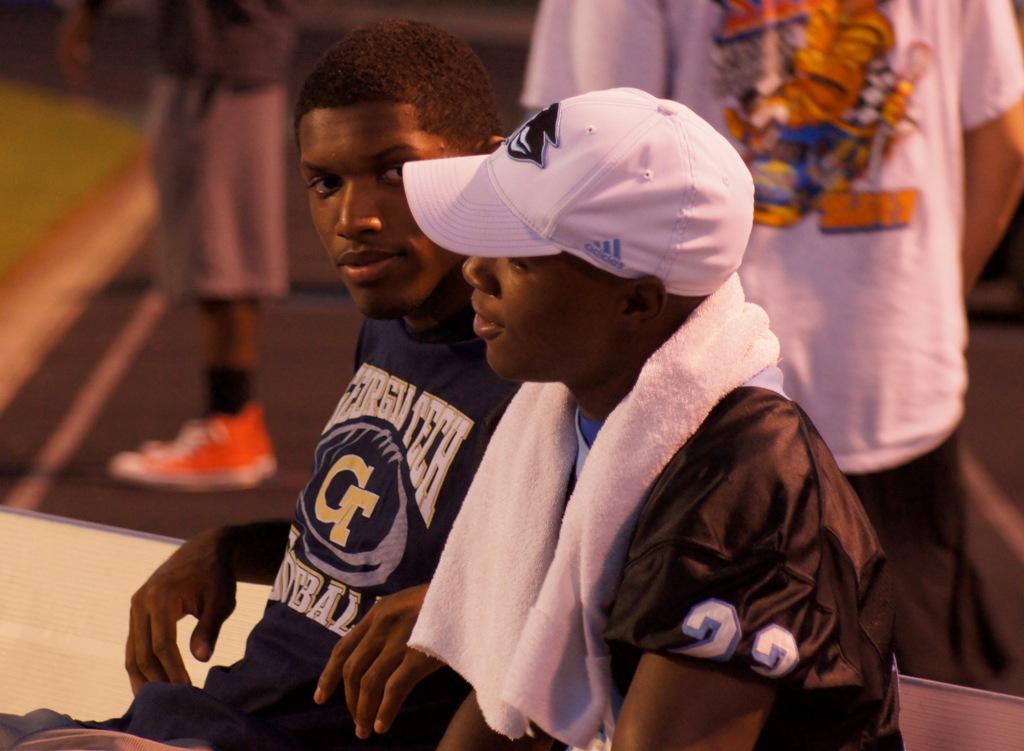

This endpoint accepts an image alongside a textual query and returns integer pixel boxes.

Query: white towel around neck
[409,273,780,748]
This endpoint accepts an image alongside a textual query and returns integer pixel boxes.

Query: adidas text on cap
[403,87,754,297]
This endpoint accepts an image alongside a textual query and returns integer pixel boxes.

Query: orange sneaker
[108,403,277,491]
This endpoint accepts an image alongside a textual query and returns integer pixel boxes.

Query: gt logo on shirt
[295,365,476,590]
[315,454,381,546]
[329,363,473,526]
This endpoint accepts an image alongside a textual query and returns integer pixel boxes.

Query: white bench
[4,508,1024,748]
[0,507,269,721]
[899,673,1024,750]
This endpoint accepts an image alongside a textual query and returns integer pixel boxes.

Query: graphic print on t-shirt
[269,361,474,635]
[711,0,929,232]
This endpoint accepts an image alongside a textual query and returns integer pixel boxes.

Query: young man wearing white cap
[403,89,902,750]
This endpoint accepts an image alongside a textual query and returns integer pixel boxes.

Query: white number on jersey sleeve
[672,598,741,661]
[751,624,799,677]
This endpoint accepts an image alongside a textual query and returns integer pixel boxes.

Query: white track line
[963,449,1024,566]
[0,154,158,509]
[0,157,155,417]
[3,289,166,510]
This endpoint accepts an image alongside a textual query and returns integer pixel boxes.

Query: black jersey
[97,310,517,750]
[604,388,902,750]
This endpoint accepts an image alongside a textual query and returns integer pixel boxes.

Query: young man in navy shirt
[1,20,514,751]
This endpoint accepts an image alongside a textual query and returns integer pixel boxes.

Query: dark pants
[847,431,1009,688]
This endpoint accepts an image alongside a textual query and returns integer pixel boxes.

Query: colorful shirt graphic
[712,0,928,232]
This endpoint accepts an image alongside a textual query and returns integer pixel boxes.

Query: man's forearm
[221,521,291,584]
[437,694,553,751]
[962,98,1024,293]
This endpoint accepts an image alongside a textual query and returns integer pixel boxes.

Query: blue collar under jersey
[574,408,605,479]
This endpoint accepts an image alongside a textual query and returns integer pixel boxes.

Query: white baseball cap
[403,87,754,296]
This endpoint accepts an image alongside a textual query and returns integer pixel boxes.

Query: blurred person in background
[986,1,1024,299]
[57,0,296,491]
[522,0,1024,688]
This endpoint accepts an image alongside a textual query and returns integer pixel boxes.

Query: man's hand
[314,584,442,739]
[57,2,100,84]
[125,527,238,695]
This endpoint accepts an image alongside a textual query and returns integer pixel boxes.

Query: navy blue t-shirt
[98,310,516,750]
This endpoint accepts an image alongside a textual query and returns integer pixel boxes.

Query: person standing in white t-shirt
[522,0,1024,688]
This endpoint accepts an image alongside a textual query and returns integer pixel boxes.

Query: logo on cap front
[506,103,560,168]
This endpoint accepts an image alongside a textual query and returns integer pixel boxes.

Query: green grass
[0,80,141,281]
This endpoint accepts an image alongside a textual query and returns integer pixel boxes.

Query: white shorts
[146,77,289,302]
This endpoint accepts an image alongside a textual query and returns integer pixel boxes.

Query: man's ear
[474,134,504,155]
[620,278,668,329]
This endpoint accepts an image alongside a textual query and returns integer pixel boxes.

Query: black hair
[294,19,501,148]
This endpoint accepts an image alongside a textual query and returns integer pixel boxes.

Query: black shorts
[847,430,1008,687]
